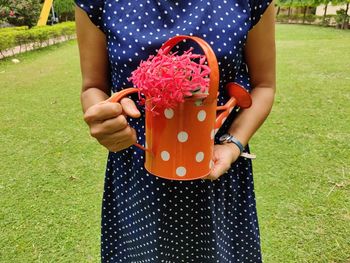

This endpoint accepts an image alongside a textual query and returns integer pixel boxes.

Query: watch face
[219,134,230,142]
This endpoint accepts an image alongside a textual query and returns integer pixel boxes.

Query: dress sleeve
[74,0,104,30]
[249,0,272,30]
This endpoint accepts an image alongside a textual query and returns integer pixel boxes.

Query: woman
[75,0,275,262]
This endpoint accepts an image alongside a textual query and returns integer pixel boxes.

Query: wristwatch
[219,134,244,154]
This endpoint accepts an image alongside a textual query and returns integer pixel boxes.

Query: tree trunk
[343,2,349,30]
[323,4,328,25]
[288,6,292,21]
[288,0,294,22]
[277,6,281,16]
[303,6,307,24]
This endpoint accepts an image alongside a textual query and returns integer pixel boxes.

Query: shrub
[318,15,337,27]
[0,31,15,56]
[0,22,76,57]
[0,26,28,33]
[54,0,75,22]
[276,14,318,24]
[335,9,349,29]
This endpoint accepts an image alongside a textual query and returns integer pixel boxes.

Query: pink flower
[128,47,211,113]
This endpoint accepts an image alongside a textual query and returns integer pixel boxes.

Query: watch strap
[227,135,244,154]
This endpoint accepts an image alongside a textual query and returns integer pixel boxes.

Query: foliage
[276,0,350,7]
[320,14,338,25]
[331,0,350,5]
[276,0,349,27]
[0,31,15,54]
[0,22,75,57]
[0,0,41,27]
[276,13,319,23]
[275,13,339,26]
[0,25,28,32]
[276,0,323,7]
[335,8,350,28]
[335,8,348,22]
[54,0,75,21]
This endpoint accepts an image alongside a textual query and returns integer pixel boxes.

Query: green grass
[1,25,349,262]
[252,25,350,263]
[0,41,106,262]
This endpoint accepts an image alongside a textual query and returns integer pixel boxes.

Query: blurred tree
[275,0,344,25]
[54,0,74,21]
[332,0,350,28]
[0,0,41,27]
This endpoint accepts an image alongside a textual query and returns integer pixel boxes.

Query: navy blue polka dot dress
[75,0,271,262]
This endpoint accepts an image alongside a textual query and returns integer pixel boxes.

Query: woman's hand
[83,98,141,152]
[204,143,241,181]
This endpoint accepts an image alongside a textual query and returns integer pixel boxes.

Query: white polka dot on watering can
[176,166,186,177]
[196,152,204,162]
[197,110,206,122]
[177,131,188,142]
[161,151,170,161]
[164,108,174,119]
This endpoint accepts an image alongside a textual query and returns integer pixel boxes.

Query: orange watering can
[108,35,252,180]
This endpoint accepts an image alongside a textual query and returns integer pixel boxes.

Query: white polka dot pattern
[176,166,187,176]
[161,150,170,161]
[195,152,205,162]
[164,108,174,119]
[197,110,206,122]
[177,131,188,143]
[75,0,271,262]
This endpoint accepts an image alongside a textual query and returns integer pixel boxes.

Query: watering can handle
[107,88,150,153]
[160,35,219,103]
[161,36,253,132]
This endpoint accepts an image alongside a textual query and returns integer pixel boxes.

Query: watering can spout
[214,82,252,131]
[226,82,252,108]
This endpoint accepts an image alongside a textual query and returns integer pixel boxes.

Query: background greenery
[276,0,349,28]
[0,22,76,57]
[0,0,41,27]
[0,0,75,26]
[0,24,349,262]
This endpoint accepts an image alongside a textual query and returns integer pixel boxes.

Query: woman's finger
[99,115,129,134]
[89,115,129,138]
[208,160,230,180]
[101,127,137,152]
[84,102,123,123]
[99,126,137,146]
[120,98,141,118]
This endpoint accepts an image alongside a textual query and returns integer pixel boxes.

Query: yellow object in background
[37,0,54,26]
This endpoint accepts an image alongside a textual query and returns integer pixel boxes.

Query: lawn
[0,24,349,262]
